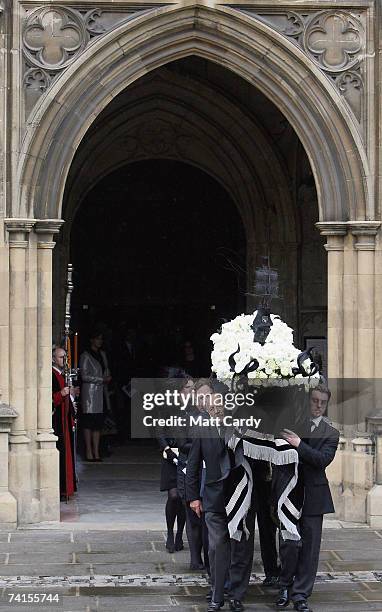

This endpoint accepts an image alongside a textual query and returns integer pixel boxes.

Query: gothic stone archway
[0,2,380,526]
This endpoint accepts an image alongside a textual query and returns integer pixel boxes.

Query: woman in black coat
[157,376,194,553]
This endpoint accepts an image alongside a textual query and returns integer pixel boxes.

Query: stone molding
[316,221,348,236]
[350,221,381,251]
[35,219,65,249]
[0,403,18,432]
[316,221,381,252]
[367,413,382,434]
[352,436,374,454]
[316,221,347,251]
[4,218,36,248]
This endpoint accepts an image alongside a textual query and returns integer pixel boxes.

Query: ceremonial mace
[64,264,80,486]
[64,264,73,388]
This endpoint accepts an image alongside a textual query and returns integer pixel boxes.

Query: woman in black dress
[157,377,189,553]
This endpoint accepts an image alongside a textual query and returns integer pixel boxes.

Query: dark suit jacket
[186,424,232,513]
[297,418,339,516]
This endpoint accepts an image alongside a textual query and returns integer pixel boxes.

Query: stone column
[0,403,18,525]
[316,222,347,432]
[4,219,35,523]
[34,219,64,522]
[350,223,380,437]
[350,222,380,379]
[316,222,347,379]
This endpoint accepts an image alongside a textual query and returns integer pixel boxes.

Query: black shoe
[190,562,206,570]
[294,602,312,612]
[275,588,290,608]
[229,599,244,612]
[263,575,279,588]
[207,602,224,612]
[165,533,175,553]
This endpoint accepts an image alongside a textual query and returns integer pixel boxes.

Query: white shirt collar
[311,415,323,427]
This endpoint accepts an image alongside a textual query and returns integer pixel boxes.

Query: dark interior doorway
[70,159,246,376]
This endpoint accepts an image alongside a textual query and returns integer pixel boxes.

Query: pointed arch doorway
[60,158,247,525]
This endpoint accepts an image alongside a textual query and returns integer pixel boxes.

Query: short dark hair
[89,329,102,341]
[168,375,193,393]
[311,383,331,402]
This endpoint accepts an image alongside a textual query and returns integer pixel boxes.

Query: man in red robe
[52,347,79,500]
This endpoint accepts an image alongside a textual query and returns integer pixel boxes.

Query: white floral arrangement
[210,311,320,387]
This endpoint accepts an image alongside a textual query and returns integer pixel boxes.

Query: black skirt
[81,413,104,431]
[160,457,178,491]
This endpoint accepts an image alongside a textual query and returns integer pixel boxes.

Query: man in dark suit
[275,384,339,612]
[186,409,233,612]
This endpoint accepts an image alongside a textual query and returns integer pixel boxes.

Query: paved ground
[1,444,382,611]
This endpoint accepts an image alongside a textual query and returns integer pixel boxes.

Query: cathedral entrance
[3,3,376,527]
[53,56,327,524]
[59,159,246,525]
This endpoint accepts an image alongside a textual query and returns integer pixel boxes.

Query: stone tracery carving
[240,9,364,74]
[21,5,368,130]
[84,9,137,37]
[336,71,363,122]
[113,119,198,161]
[282,12,304,38]
[236,8,365,127]
[85,9,107,35]
[22,4,162,117]
[304,11,362,73]
[24,67,51,93]
[23,7,87,71]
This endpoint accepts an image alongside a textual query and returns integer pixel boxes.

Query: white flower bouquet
[210,311,320,388]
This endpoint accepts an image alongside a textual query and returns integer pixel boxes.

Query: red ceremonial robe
[52,368,76,499]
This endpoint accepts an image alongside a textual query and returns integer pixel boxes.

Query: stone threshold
[1,572,382,588]
[9,519,370,531]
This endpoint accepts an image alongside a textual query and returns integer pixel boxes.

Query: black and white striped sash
[226,430,303,541]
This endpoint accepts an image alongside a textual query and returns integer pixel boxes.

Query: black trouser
[279,514,323,602]
[185,503,209,568]
[205,512,231,604]
[254,477,279,577]
[228,496,256,601]
[202,512,210,575]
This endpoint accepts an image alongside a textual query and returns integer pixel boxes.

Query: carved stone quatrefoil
[23,6,87,71]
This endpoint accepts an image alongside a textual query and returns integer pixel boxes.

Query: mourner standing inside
[52,347,79,501]
[79,331,112,462]
[276,384,339,612]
